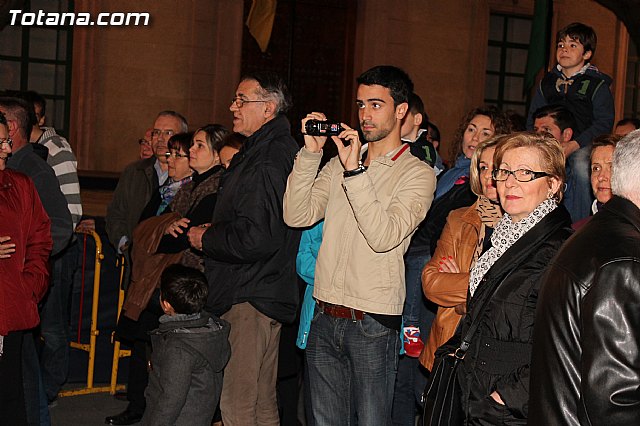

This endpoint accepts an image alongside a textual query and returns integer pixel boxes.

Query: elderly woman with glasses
[431,132,573,425]
[420,137,503,374]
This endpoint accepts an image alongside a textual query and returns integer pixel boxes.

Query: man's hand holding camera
[301,112,330,153]
[301,113,361,171]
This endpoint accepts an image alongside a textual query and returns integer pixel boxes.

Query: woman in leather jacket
[435,132,573,425]
[420,137,503,372]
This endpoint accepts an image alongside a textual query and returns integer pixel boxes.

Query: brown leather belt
[318,301,365,320]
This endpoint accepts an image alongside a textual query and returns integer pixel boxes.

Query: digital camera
[305,119,344,136]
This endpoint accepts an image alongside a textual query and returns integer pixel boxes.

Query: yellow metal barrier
[110,255,131,395]
[58,229,123,397]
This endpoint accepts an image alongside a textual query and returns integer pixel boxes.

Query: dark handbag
[422,273,509,426]
[422,349,465,426]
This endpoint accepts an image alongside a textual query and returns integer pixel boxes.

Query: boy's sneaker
[403,326,424,358]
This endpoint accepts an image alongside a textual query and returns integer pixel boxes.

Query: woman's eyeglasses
[492,168,549,182]
[164,152,189,159]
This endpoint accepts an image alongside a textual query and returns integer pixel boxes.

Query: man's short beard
[362,127,392,143]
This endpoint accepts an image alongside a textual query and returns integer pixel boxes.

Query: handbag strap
[455,269,514,358]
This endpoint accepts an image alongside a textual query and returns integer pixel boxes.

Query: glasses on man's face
[230,97,267,108]
[151,129,175,139]
[492,168,549,182]
[138,139,151,146]
[0,138,13,148]
[164,151,189,160]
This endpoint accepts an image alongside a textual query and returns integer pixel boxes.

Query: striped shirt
[37,127,82,229]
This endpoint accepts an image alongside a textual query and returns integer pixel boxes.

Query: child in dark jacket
[526,22,614,222]
[141,264,230,426]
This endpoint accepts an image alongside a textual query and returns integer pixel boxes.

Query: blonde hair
[493,132,566,201]
[469,136,502,196]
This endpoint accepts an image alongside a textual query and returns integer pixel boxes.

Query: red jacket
[0,169,52,335]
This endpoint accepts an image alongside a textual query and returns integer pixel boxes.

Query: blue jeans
[306,305,399,425]
[40,241,79,402]
[401,254,431,328]
[393,254,436,425]
[563,145,593,222]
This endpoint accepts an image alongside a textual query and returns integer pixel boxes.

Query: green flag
[524,0,552,92]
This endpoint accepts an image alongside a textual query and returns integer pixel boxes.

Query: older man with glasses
[187,71,301,426]
[105,110,187,426]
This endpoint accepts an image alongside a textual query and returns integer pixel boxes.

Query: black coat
[202,115,301,324]
[437,206,572,425]
[529,196,640,426]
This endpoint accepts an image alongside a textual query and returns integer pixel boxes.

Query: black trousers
[0,331,27,426]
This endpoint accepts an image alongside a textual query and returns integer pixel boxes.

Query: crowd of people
[1,20,640,426]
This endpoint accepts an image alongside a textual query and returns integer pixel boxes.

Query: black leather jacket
[530,196,640,426]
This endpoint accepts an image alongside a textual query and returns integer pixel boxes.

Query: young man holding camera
[283,65,436,424]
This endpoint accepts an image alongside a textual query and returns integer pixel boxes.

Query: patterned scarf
[472,196,503,269]
[468,198,557,297]
[157,175,192,215]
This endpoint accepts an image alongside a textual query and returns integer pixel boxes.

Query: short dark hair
[616,118,640,130]
[214,132,246,153]
[241,71,292,115]
[0,111,7,127]
[0,97,32,141]
[356,65,414,106]
[167,132,194,154]
[160,264,208,315]
[21,90,46,119]
[557,22,597,56]
[427,122,440,143]
[533,104,576,132]
[193,124,229,152]
[157,110,189,133]
[407,93,429,129]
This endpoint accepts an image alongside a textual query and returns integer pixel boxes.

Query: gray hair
[611,129,640,203]
[157,110,188,133]
[241,71,291,115]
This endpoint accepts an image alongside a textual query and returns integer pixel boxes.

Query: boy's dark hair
[160,264,209,315]
[427,122,440,143]
[533,104,577,132]
[557,22,597,56]
[241,71,292,115]
[21,90,46,120]
[616,118,640,130]
[407,93,430,129]
[356,65,414,107]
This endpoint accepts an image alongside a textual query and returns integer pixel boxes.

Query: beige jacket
[283,144,436,315]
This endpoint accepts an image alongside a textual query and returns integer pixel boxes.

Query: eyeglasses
[164,151,189,160]
[0,138,12,148]
[138,139,151,146]
[492,168,550,182]
[151,129,175,139]
[230,97,267,108]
